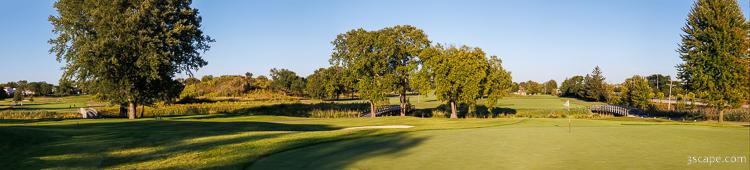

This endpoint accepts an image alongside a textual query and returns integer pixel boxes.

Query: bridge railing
[361,104,412,117]
[589,104,631,116]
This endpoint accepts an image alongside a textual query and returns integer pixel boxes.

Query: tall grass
[0,110,80,119]
[309,109,361,118]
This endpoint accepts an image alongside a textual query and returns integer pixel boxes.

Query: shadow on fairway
[0,120,339,169]
[251,132,427,169]
[411,103,517,118]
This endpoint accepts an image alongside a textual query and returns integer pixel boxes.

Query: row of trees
[515,80,558,95]
[329,25,513,118]
[0,80,79,98]
[559,66,611,102]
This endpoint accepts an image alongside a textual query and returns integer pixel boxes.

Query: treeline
[0,80,80,100]
[513,80,558,96]
[177,25,514,119]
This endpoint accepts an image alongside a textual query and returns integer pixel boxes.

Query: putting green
[251,119,750,169]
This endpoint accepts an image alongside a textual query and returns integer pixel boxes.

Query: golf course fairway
[252,119,750,170]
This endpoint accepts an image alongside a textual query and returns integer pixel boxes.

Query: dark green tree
[677,0,750,123]
[584,66,607,101]
[12,91,24,103]
[306,67,349,100]
[413,45,493,118]
[560,76,585,98]
[50,0,212,119]
[0,88,8,100]
[646,74,671,95]
[269,68,305,96]
[483,55,514,112]
[543,79,558,95]
[620,75,653,110]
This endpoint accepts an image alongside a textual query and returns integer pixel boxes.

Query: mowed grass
[253,118,750,170]
[0,115,518,169]
[0,95,106,112]
[1,115,748,169]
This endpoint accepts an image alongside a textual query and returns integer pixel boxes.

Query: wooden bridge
[590,104,632,117]
[361,105,403,117]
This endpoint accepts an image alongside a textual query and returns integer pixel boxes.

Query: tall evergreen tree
[584,66,607,101]
[677,0,750,123]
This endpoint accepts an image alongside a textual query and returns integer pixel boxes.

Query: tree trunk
[370,101,376,118]
[718,108,725,123]
[399,92,406,116]
[140,105,145,118]
[450,101,457,119]
[128,102,137,119]
[119,103,128,118]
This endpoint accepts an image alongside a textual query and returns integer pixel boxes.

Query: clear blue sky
[1,0,748,84]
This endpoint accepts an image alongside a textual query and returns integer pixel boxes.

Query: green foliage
[676,0,750,116]
[330,25,430,116]
[269,68,306,96]
[414,45,510,118]
[483,55,514,112]
[12,91,23,102]
[560,75,585,98]
[306,66,351,100]
[543,80,558,95]
[0,89,7,100]
[519,80,543,95]
[180,75,252,98]
[49,0,213,118]
[620,75,653,110]
[584,66,607,102]
[646,74,672,95]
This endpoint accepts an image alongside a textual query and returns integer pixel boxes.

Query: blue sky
[1,0,748,84]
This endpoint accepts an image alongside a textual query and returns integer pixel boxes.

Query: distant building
[3,87,15,95]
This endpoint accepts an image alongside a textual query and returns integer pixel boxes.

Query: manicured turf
[252,118,750,170]
[0,95,105,112]
[0,115,517,169]
[1,116,747,169]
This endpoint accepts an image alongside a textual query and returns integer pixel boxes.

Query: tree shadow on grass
[249,132,427,170]
[410,103,517,118]
[0,120,340,169]
[188,102,370,119]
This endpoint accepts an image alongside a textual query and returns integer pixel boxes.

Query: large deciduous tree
[269,68,305,96]
[677,0,750,123]
[306,66,350,100]
[560,76,585,98]
[331,25,430,117]
[414,45,510,118]
[543,80,558,95]
[50,0,213,119]
[483,55,514,112]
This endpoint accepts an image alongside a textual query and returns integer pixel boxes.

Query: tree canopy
[50,0,213,119]
[330,25,430,116]
[620,75,653,110]
[269,68,305,96]
[414,45,511,118]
